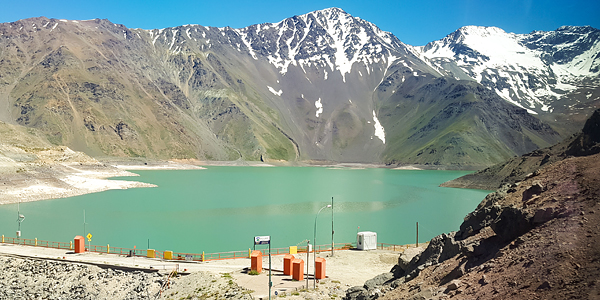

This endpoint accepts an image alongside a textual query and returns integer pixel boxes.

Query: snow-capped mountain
[136,8,445,162]
[0,9,595,167]
[235,8,409,80]
[143,8,414,79]
[416,25,600,115]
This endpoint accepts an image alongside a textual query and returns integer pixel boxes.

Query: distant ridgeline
[0,10,598,168]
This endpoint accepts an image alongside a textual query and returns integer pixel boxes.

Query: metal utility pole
[16,200,25,238]
[83,210,87,237]
[268,242,272,300]
[331,197,334,257]
[306,240,310,289]
[314,204,331,289]
[416,222,419,247]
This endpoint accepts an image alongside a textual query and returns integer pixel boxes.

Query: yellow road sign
[86,233,92,241]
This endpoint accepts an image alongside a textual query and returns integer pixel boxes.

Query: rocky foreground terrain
[344,110,600,299]
[0,255,252,300]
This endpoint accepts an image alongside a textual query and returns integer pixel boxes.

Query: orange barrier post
[251,250,262,273]
[74,236,85,253]
[283,254,294,275]
[315,257,326,279]
[292,258,304,281]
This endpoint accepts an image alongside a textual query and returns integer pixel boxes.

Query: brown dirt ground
[380,153,600,300]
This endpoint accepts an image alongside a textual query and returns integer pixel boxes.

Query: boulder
[490,206,532,242]
[522,181,545,202]
[445,279,462,292]
[533,207,555,224]
[364,272,394,290]
[343,286,369,300]
[397,246,426,272]
[408,232,461,272]
[457,204,502,240]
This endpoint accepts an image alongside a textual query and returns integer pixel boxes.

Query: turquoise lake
[0,167,490,254]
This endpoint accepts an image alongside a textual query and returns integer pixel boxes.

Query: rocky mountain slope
[345,110,600,300]
[0,120,160,204]
[442,108,600,189]
[377,77,560,168]
[0,9,597,166]
[416,26,600,135]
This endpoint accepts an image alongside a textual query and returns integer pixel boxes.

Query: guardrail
[1,234,406,262]
[1,236,72,250]
[378,242,405,251]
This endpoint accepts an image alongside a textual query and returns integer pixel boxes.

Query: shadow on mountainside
[441,108,600,190]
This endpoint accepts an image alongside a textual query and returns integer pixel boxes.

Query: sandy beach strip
[0,168,157,205]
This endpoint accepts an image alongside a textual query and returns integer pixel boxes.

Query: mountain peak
[419,24,600,116]
[314,7,348,15]
[453,26,508,41]
[229,6,402,79]
[457,25,506,34]
[556,25,596,33]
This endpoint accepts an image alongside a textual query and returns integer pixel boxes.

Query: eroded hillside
[2,11,596,167]
[0,121,157,204]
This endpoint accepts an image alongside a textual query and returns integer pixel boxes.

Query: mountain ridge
[416,24,600,132]
[0,10,597,167]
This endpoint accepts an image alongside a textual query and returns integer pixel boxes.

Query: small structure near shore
[356,232,377,250]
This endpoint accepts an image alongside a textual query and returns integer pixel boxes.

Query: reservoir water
[0,167,490,254]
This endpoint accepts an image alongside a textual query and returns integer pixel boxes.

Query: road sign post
[254,236,271,300]
[86,233,92,252]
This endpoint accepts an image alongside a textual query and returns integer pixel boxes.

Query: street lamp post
[16,200,25,239]
[314,204,331,289]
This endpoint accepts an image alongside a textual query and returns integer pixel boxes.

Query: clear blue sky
[2,0,599,46]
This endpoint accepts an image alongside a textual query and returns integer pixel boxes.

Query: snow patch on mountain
[267,86,283,96]
[238,31,258,60]
[315,98,323,117]
[373,110,385,144]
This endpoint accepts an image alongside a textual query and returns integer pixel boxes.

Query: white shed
[356,231,377,250]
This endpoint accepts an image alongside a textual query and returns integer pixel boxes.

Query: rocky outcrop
[565,108,600,157]
[346,156,598,299]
